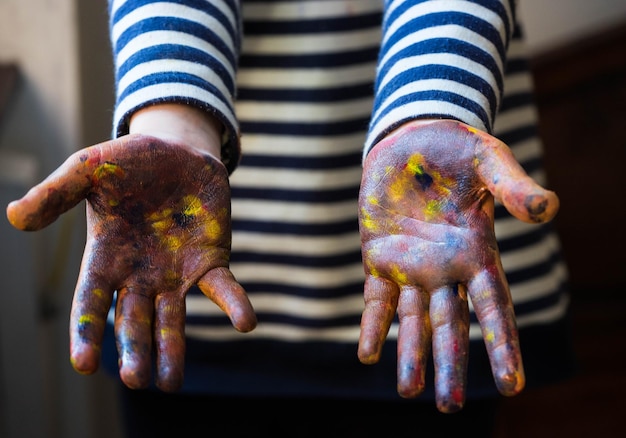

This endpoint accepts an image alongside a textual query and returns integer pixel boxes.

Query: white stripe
[110,0,129,18]
[111,2,235,49]
[492,105,539,134]
[501,71,534,97]
[235,133,365,157]
[499,232,561,272]
[383,1,507,48]
[236,63,377,88]
[507,261,568,304]
[232,199,358,223]
[505,137,543,163]
[115,30,234,78]
[229,166,362,191]
[235,98,373,123]
[370,78,490,127]
[185,291,568,342]
[186,323,362,342]
[232,232,361,257]
[231,263,365,288]
[114,83,237,134]
[380,24,504,80]
[242,0,383,20]
[187,293,364,318]
[376,52,499,107]
[241,28,381,55]
[514,293,570,329]
[117,59,231,105]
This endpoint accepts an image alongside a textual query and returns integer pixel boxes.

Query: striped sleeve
[108,0,242,174]
[364,0,516,157]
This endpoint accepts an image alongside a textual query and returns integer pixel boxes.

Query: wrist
[129,103,223,160]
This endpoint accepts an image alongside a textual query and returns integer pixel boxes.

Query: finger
[69,270,115,375]
[115,288,154,389]
[358,275,399,364]
[472,128,559,224]
[396,285,431,398]
[197,267,257,333]
[154,294,186,392]
[468,268,525,396]
[430,284,470,413]
[6,145,103,231]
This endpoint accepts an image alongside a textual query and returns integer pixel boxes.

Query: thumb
[474,132,559,224]
[6,145,102,231]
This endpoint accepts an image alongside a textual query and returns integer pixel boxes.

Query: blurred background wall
[0,1,625,437]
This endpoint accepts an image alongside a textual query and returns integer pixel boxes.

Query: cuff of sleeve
[112,95,241,175]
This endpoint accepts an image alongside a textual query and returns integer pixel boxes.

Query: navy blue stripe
[505,251,563,285]
[117,70,232,109]
[371,88,491,133]
[232,218,358,235]
[187,282,364,300]
[375,38,502,121]
[386,0,512,46]
[230,250,362,268]
[239,153,361,170]
[499,92,534,112]
[496,124,538,146]
[117,45,236,94]
[243,12,382,34]
[186,312,362,328]
[115,17,237,69]
[504,57,531,75]
[240,118,370,136]
[112,0,239,46]
[232,185,359,203]
[237,83,374,102]
[494,222,553,251]
[380,11,506,65]
[238,48,379,68]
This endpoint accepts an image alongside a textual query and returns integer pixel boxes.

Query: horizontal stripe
[231,186,359,203]
[383,1,510,50]
[236,63,376,88]
[183,292,568,343]
[116,31,235,78]
[230,166,362,190]
[236,97,374,123]
[231,231,361,256]
[233,133,365,157]
[113,82,237,133]
[230,262,365,289]
[242,0,382,22]
[492,105,539,134]
[499,232,562,272]
[237,83,374,102]
[240,118,370,136]
[112,1,237,48]
[239,47,380,68]
[231,218,357,235]
[185,322,362,342]
[186,293,364,318]
[232,199,358,222]
[240,29,381,54]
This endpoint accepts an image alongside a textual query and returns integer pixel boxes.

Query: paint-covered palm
[6,134,256,392]
[357,120,559,413]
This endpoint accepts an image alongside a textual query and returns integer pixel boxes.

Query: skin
[357,119,559,412]
[6,105,257,392]
[6,105,558,410]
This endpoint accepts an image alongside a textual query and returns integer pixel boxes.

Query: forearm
[365,0,516,157]
[108,0,242,173]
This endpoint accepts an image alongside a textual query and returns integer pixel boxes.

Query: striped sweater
[104,0,573,398]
